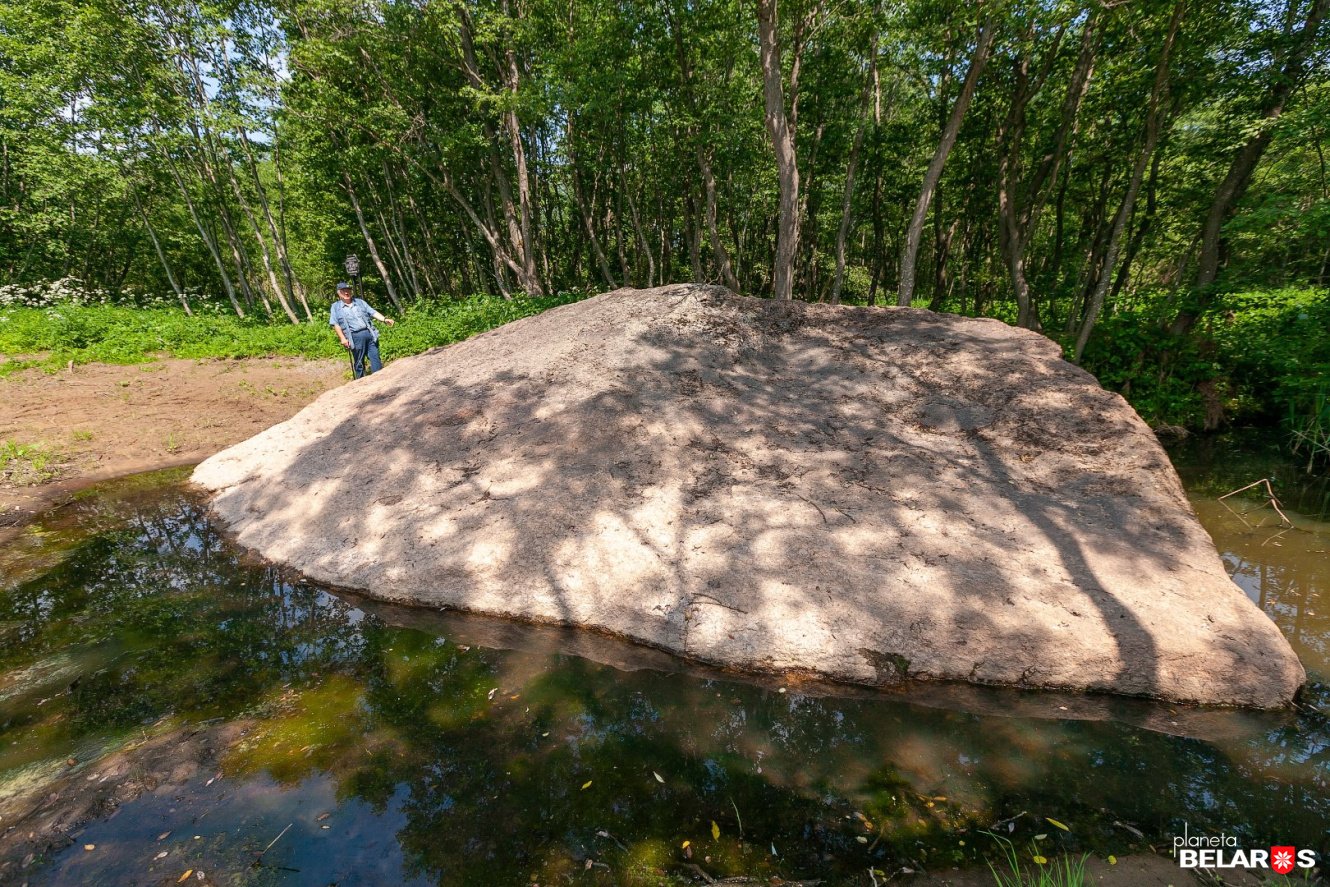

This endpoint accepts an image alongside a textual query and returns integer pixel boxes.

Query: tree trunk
[829,115,866,305]
[131,188,190,315]
[458,11,543,296]
[669,8,740,292]
[1074,0,1182,361]
[757,0,801,301]
[623,166,656,287]
[698,148,740,291]
[226,167,300,323]
[1002,14,1097,329]
[163,157,244,317]
[374,201,418,302]
[564,116,617,288]
[344,174,402,310]
[683,177,704,282]
[221,36,310,321]
[898,20,995,307]
[501,23,542,294]
[1111,148,1162,303]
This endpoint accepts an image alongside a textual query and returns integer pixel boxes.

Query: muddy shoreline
[0,357,342,540]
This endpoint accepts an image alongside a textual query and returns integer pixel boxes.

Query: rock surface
[193,285,1305,707]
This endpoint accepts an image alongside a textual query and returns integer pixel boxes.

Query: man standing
[329,281,395,378]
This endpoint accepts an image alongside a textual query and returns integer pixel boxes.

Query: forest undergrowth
[3,284,1325,467]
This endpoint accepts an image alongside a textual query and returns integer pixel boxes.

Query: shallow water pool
[1,433,1326,885]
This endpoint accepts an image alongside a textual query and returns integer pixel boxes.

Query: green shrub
[0,291,590,368]
[1079,287,1330,444]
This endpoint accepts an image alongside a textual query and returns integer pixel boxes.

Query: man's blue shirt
[329,298,375,337]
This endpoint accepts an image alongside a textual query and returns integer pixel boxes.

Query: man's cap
[336,281,352,290]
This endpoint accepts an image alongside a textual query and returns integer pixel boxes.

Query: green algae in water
[1,458,1328,885]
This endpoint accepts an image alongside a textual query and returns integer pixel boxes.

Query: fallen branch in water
[251,821,293,868]
[1218,478,1294,528]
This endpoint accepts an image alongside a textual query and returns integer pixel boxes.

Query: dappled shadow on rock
[193,285,1305,707]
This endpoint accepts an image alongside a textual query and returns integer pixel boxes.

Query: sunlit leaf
[1046,817,1070,831]
[1033,855,1048,865]
[581,780,592,790]
[711,820,720,840]
[653,771,664,783]
[1108,855,1118,865]
[178,872,194,884]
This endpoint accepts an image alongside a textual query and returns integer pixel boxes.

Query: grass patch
[1289,384,1330,471]
[0,357,43,378]
[0,292,589,369]
[0,440,60,486]
[983,832,1088,887]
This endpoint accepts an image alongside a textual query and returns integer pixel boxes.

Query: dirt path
[0,357,343,534]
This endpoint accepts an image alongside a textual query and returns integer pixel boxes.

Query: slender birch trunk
[131,188,190,315]
[163,156,244,317]
[832,36,879,305]
[1075,1,1183,361]
[898,21,995,306]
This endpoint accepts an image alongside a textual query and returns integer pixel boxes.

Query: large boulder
[193,285,1305,707]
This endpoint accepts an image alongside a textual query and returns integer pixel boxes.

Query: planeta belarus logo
[1173,825,1317,873]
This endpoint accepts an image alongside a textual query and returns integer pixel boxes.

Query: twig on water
[680,861,717,884]
[251,822,293,867]
[989,810,1027,831]
[1218,478,1294,528]
[1112,819,1145,840]
[1259,529,1291,547]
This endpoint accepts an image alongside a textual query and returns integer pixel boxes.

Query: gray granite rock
[193,285,1306,708]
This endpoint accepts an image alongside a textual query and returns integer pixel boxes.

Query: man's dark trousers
[349,328,381,378]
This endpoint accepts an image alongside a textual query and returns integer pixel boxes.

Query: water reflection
[1168,433,1330,679]
[0,460,1326,885]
